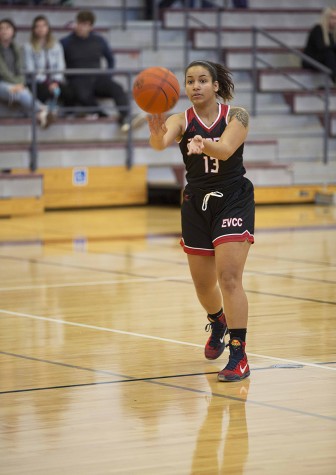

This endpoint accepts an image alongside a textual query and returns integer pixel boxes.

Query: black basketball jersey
[178,103,246,190]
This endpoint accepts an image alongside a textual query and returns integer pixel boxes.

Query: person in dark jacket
[60,10,143,131]
[302,7,336,83]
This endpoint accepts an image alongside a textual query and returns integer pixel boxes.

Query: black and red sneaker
[217,338,250,382]
[204,313,228,360]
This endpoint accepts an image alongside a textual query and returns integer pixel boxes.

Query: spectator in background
[0,18,51,127]
[232,0,248,7]
[23,15,74,117]
[302,7,336,84]
[60,10,144,131]
[158,0,214,9]
[145,0,248,20]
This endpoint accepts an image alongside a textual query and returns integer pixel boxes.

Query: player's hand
[187,135,204,155]
[147,114,167,137]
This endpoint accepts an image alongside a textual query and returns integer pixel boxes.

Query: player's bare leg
[215,241,251,381]
[214,241,250,329]
[187,254,221,313]
[187,254,228,360]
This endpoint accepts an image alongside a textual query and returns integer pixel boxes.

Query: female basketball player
[147,60,254,382]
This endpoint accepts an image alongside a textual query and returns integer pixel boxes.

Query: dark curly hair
[185,60,234,102]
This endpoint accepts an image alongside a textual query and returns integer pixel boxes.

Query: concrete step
[224,48,301,71]
[147,166,182,188]
[136,162,336,190]
[15,21,184,48]
[0,173,43,198]
[291,162,336,184]
[0,101,25,119]
[235,90,289,111]
[2,138,333,187]
[71,0,143,7]
[245,163,293,186]
[0,5,141,27]
[168,92,290,115]
[109,23,186,49]
[330,114,336,137]
[193,28,308,50]
[139,47,219,69]
[163,9,320,30]
[148,161,293,188]
[277,136,336,162]
[258,69,329,92]
[0,93,292,144]
[289,92,336,114]
[232,92,290,115]
[249,0,335,7]
[0,117,122,143]
[248,114,324,137]
[0,137,282,170]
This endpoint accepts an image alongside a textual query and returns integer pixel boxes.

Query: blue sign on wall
[73,168,88,186]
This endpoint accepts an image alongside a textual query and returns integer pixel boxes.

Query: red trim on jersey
[180,238,214,256]
[213,231,254,246]
[185,103,230,131]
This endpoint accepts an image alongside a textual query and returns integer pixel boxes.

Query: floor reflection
[191,375,250,474]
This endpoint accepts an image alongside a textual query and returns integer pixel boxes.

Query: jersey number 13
[203,155,219,174]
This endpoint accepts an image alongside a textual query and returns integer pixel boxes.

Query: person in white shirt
[23,15,73,115]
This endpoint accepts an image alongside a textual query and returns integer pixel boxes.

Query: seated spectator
[23,15,74,117]
[232,0,248,7]
[60,10,144,131]
[0,18,51,127]
[145,0,247,20]
[158,0,214,9]
[302,7,336,84]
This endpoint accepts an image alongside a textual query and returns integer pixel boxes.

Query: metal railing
[13,1,226,172]
[151,7,333,166]
[251,26,332,165]
[27,67,140,171]
[7,4,332,171]
[151,0,224,65]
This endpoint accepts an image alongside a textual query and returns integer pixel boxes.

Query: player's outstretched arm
[148,113,183,151]
[194,107,249,161]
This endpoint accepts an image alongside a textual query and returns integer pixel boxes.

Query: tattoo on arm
[228,107,249,128]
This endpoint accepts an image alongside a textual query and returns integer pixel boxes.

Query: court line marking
[1,383,334,422]
[0,278,335,306]
[0,263,335,293]
[0,253,335,306]
[0,349,291,381]
[1,250,335,275]
[1,308,336,372]
[0,276,191,292]
[0,266,335,292]
[2,351,335,422]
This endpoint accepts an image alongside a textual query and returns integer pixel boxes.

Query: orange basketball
[132,67,180,114]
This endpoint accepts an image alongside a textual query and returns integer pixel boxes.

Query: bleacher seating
[0,0,336,216]
[0,172,43,216]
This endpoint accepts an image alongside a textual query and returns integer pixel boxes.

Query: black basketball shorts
[180,177,255,256]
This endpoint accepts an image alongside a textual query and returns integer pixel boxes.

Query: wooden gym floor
[0,203,335,475]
